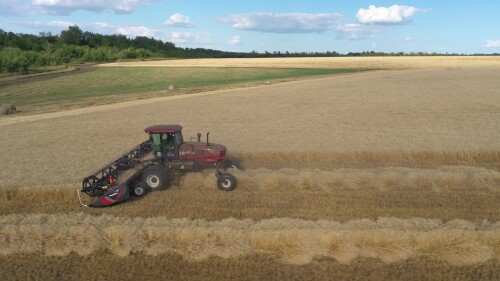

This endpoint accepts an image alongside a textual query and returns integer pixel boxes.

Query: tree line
[1,26,498,74]
[0,26,176,73]
[0,26,265,73]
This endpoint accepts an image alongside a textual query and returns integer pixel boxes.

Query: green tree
[0,48,30,73]
[60,25,83,45]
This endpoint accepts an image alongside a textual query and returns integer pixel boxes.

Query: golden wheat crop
[2,185,499,222]
[100,56,500,69]
[183,165,500,192]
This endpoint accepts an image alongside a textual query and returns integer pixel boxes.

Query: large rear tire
[217,173,237,191]
[141,166,169,191]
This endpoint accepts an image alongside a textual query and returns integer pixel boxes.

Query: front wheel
[141,166,169,191]
[224,159,244,171]
[132,185,147,197]
[217,173,237,191]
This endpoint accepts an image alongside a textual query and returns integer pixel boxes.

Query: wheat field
[0,58,499,280]
[101,56,500,69]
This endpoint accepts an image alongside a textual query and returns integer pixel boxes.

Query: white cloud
[356,5,421,25]
[31,0,154,15]
[13,19,170,41]
[15,20,119,34]
[93,22,111,29]
[116,26,157,37]
[168,32,211,45]
[226,35,241,45]
[18,20,76,29]
[482,40,500,48]
[85,22,116,34]
[335,24,380,40]
[221,12,382,40]
[223,12,343,33]
[164,13,195,28]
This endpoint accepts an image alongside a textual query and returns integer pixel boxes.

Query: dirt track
[0,65,95,88]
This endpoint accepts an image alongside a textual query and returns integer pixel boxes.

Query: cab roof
[144,125,183,134]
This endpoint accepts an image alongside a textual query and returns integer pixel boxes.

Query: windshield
[173,131,183,145]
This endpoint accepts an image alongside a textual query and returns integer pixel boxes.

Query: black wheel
[141,166,169,191]
[217,173,237,191]
[132,185,147,197]
[224,159,244,171]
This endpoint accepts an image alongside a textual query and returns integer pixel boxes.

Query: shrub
[1,104,17,115]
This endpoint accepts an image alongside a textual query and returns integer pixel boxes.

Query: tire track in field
[0,65,95,88]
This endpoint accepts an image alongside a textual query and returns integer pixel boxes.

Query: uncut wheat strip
[232,151,500,169]
[9,165,498,192]
[99,57,500,69]
[1,214,499,265]
[182,166,500,192]
[1,164,499,193]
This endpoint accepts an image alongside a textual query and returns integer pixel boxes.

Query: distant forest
[1,25,498,74]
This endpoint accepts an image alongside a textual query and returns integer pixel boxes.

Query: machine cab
[145,125,183,160]
[145,124,227,164]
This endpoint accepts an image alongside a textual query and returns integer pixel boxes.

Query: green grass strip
[0,67,365,110]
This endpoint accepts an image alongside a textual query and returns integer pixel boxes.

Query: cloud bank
[221,7,424,40]
[222,13,343,33]
[30,0,155,15]
[0,0,47,16]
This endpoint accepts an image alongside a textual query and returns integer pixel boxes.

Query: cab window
[173,131,184,145]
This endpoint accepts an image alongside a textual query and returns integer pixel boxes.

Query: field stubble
[1,68,499,188]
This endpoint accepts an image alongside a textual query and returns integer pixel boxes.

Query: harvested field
[2,254,499,281]
[1,68,499,188]
[0,59,499,280]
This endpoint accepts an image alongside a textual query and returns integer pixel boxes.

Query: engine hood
[179,142,227,163]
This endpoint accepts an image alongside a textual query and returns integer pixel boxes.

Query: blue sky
[1,0,499,54]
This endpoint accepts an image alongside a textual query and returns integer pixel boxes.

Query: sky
[1,0,500,54]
